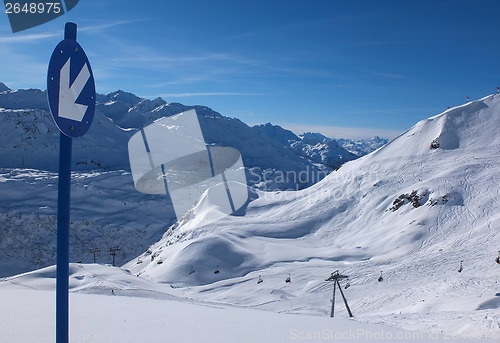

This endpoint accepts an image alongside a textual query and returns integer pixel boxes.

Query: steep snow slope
[126,94,500,338]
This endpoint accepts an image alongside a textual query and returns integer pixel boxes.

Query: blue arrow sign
[47,34,95,137]
[46,22,94,343]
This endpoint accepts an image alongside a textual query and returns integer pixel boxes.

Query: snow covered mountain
[253,123,358,169]
[0,83,359,277]
[0,84,356,189]
[2,80,499,338]
[125,94,500,338]
[0,82,11,92]
[337,136,389,157]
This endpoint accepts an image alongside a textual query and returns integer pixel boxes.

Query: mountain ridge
[0,84,370,190]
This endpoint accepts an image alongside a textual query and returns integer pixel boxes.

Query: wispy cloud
[144,92,262,98]
[227,17,332,40]
[367,71,405,79]
[110,52,241,64]
[343,107,433,116]
[79,19,145,34]
[0,19,140,44]
[148,75,217,87]
[0,45,47,89]
[0,31,59,43]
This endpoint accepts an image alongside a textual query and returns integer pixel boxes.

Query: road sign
[47,30,95,137]
[47,22,94,343]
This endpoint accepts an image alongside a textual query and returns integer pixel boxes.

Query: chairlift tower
[90,248,100,263]
[325,270,353,318]
[109,246,120,267]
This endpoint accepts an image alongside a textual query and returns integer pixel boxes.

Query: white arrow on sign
[58,57,90,122]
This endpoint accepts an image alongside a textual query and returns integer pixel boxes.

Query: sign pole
[56,22,77,343]
[56,133,72,343]
[48,19,95,342]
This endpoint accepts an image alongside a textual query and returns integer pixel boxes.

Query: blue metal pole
[56,133,71,343]
[56,22,76,343]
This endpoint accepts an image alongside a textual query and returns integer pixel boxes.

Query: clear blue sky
[1,0,500,139]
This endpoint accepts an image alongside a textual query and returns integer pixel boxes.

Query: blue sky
[1,0,500,139]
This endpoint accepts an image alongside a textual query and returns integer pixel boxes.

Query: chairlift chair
[378,272,383,282]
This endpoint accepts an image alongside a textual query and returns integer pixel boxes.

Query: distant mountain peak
[0,82,11,92]
[252,123,300,144]
[299,132,330,144]
[105,90,142,106]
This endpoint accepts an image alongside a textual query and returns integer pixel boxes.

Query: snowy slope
[0,169,176,277]
[1,264,470,343]
[125,94,500,339]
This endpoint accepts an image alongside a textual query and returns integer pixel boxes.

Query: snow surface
[124,94,500,339]
[0,264,491,342]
